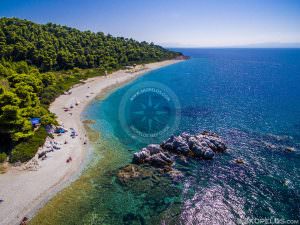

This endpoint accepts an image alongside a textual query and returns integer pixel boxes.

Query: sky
[0,0,300,47]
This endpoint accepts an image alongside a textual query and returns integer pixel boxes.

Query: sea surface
[31,49,300,225]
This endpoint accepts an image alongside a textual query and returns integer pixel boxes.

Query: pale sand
[0,59,182,225]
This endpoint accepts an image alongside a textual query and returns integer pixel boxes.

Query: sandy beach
[0,59,182,225]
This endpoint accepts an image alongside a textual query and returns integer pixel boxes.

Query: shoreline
[0,59,183,225]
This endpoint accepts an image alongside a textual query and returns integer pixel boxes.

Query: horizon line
[164,46,300,49]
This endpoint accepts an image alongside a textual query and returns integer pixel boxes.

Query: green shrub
[0,152,7,163]
[10,127,48,163]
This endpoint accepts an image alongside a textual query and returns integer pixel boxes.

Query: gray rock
[146,152,173,167]
[133,144,166,164]
[195,133,226,153]
[162,135,190,155]
[203,149,215,159]
[191,145,205,157]
[132,131,226,170]
[180,132,191,141]
[147,144,162,154]
[187,136,200,149]
[133,150,150,164]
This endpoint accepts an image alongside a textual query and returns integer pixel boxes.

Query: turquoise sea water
[32,49,300,225]
[83,49,300,224]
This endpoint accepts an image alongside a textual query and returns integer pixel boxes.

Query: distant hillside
[0,17,181,71]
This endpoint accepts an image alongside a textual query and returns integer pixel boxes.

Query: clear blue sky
[1,0,300,47]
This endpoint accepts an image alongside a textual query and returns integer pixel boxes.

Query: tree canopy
[0,17,181,71]
[0,60,56,142]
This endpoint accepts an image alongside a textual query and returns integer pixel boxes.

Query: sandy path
[0,59,182,225]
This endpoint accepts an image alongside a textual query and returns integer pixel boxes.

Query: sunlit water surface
[31,49,300,225]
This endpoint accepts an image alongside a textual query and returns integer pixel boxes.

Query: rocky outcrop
[133,144,173,168]
[133,131,227,168]
[117,131,226,185]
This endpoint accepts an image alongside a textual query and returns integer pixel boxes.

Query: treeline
[0,17,181,162]
[0,17,181,71]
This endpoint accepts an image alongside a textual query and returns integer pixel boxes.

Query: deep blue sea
[32,49,300,225]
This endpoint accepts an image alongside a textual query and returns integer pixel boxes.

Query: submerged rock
[235,158,245,164]
[117,164,153,184]
[284,146,296,152]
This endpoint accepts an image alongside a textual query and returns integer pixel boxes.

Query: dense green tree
[0,89,20,106]
[0,104,33,141]
[0,60,56,145]
[0,17,181,71]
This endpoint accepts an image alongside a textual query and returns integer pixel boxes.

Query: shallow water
[31,49,300,225]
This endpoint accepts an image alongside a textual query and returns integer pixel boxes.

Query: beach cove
[0,59,182,225]
[1,2,300,224]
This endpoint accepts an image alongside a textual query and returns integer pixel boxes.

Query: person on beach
[66,157,72,163]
